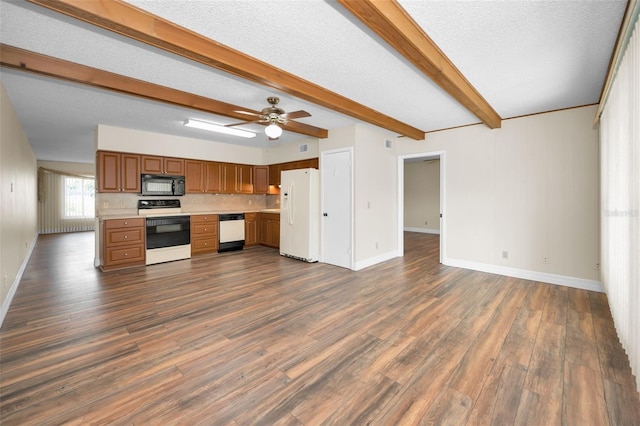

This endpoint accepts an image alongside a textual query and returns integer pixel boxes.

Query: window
[63,176,95,218]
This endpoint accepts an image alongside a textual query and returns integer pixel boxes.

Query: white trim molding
[353,250,398,271]
[444,257,604,293]
[0,234,38,327]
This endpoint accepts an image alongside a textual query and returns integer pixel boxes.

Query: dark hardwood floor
[1,231,638,425]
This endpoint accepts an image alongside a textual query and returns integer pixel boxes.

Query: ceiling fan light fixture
[184,118,256,138]
[265,123,283,139]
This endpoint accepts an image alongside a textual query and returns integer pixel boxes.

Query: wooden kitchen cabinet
[191,214,219,254]
[222,163,253,194]
[268,159,319,186]
[97,151,141,193]
[102,218,145,270]
[141,155,185,175]
[185,160,222,193]
[244,212,259,246]
[253,166,269,194]
[259,212,280,249]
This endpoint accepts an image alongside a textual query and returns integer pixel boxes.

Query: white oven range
[138,199,190,265]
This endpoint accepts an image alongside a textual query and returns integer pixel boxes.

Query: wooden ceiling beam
[0,44,328,138]
[338,0,502,129]
[25,0,425,140]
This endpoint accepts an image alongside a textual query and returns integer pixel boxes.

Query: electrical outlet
[119,201,125,208]
[595,263,600,270]
[424,220,428,225]
[375,242,379,249]
[543,257,550,264]
[502,251,508,259]
[103,201,109,209]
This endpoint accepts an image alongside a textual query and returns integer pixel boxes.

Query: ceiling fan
[228,97,311,139]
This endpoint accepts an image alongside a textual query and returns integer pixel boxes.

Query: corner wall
[397,105,600,290]
[0,82,38,327]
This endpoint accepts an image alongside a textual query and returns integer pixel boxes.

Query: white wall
[397,105,600,289]
[0,82,38,326]
[96,124,264,164]
[263,138,319,164]
[353,125,398,267]
[404,160,440,233]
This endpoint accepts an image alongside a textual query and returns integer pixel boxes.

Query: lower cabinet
[102,218,145,270]
[191,214,219,254]
[259,213,280,249]
[244,213,259,246]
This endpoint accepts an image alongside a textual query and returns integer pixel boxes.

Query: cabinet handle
[124,235,128,239]
[124,253,128,256]
[124,221,128,225]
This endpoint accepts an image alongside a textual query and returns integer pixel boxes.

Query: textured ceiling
[0,0,626,163]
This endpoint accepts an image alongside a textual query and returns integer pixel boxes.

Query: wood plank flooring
[1,231,639,424]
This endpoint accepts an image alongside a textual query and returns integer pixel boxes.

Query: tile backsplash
[96,193,280,216]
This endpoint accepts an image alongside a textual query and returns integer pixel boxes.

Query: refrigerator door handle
[288,181,294,225]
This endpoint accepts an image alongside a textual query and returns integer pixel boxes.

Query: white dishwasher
[218,213,245,252]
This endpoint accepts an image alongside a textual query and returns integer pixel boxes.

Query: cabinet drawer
[191,214,218,224]
[105,228,144,245]
[104,218,145,229]
[244,212,258,220]
[104,244,145,265]
[191,237,218,253]
[192,223,218,236]
[261,213,280,221]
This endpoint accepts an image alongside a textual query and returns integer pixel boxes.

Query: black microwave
[141,174,185,196]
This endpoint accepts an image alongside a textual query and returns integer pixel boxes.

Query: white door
[321,149,352,269]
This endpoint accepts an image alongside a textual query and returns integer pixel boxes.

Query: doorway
[320,148,353,269]
[397,151,445,263]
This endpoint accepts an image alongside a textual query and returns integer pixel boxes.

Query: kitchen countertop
[98,208,280,220]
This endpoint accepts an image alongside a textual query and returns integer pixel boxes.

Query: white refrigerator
[280,168,320,262]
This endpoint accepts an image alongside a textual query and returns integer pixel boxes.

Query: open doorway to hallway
[397,152,445,263]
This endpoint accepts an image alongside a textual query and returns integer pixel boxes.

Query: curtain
[38,168,95,234]
[599,17,640,393]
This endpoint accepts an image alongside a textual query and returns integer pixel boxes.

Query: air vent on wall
[299,143,308,153]
[385,139,393,149]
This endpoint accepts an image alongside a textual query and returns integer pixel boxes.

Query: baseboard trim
[404,227,440,235]
[444,257,604,293]
[0,234,38,328]
[354,250,398,271]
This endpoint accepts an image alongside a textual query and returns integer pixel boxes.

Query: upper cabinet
[268,158,319,186]
[222,163,253,194]
[141,155,185,175]
[97,151,140,193]
[185,160,222,194]
[98,149,317,195]
[253,166,269,194]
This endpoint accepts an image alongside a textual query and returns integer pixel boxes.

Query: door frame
[397,150,446,263]
[320,147,354,269]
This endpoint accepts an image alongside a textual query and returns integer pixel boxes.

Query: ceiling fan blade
[225,120,259,127]
[234,110,263,118]
[280,110,311,120]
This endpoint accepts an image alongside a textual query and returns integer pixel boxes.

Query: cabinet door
[141,155,164,174]
[121,153,141,193]
[222,163,236,193]
[268,219,280,248]
[269,164,280,186]
[253,166,269,194]
[259,217,269,245]
[164,157,185,175]
[204,162,222,193]
[238,165,253,194]
[245,218,258,246]
[97,151,121,192]
[185,160,204,193]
